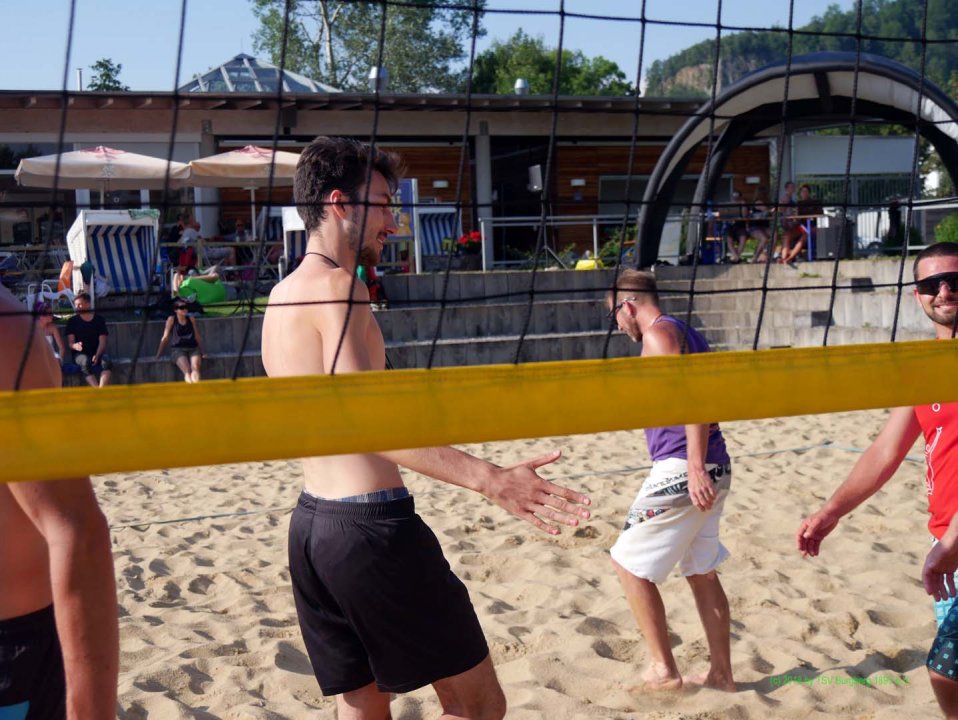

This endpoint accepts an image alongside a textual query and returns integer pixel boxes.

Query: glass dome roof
[180,53,340,94]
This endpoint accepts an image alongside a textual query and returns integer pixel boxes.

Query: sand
[104,409,942,719]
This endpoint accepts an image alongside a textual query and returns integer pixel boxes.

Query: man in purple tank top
[606,269,735,692]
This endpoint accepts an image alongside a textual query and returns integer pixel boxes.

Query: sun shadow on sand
[275,640,314,675]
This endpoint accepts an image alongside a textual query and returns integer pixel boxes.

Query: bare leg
[781,231,805,264]
[612,558,682,690]
[190,354,202,383]
[98,369,112,387]
[684,571,735,691]
[750,230,769,263]
[929,670,958,720]
[335,681,392,720]
[175,355,193,383]
[432,654,506,720]
[83,373,98,388]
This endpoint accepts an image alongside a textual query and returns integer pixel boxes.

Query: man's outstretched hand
[483,450,591,535]
[796,509,840,557]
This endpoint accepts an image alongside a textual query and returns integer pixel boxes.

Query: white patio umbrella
[186,145,300,240]
[15,145,190,201]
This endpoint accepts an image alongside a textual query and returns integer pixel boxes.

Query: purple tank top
[644,315,730,464]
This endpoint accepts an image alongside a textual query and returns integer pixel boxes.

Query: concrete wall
[88,259,937,384]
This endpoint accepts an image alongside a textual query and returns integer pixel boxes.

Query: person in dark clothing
[155,299,206,382]
[64,292,112,388]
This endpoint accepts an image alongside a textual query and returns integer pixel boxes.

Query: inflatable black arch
[635,52,958,268]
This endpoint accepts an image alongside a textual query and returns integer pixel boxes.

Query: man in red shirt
[797,241,958,715]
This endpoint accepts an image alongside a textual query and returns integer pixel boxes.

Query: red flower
[457,231,481,253]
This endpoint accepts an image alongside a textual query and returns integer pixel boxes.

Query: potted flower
[457,230,482,255]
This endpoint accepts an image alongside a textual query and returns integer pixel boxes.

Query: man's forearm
[47,513,119,720]
[381,446,496,496]
[684,423,709,471]
[941,513,958,552]
[821,449,897,519]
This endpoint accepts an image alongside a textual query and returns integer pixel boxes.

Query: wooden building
[0,87,771,264]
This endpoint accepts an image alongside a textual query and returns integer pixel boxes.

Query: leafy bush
[599,224,636,265]
[935,214,958,244]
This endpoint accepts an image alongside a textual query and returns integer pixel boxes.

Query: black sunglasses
[606,296,637,321]
[606,301,626,321]
[915,272,958,296]
[174,305,188,310]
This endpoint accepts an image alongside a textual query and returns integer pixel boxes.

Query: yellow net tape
[2,339,956,484]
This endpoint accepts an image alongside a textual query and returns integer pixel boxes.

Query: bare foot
[637,663,683,692]
[685,670,736,692]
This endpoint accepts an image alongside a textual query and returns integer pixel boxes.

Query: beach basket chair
[66,210,160,306]
[280,206,307,279]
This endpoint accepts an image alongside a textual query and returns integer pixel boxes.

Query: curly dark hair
[294,137,403,235]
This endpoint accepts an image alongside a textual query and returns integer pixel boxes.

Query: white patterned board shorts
[610,457,731,585]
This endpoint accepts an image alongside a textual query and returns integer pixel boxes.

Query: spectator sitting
[65,291,112,388]
[724,191,750,263]
[155,298,206,382]
[32,301,71,375]
[179,219,201,246]
[776,181,807,265]
[179,216,236,269]
[165,212,188,244]
[789,183,824,263]
[749,190,773,263]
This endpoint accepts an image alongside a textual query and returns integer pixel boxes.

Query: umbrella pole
[249,188,257,242]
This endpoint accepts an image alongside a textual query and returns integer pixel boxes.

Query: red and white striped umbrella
[187,145,300,238]
[15,145,189,192]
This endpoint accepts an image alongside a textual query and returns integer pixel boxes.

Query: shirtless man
[798,242,958,718]
[0,286,118,719]
[262,136,592,720]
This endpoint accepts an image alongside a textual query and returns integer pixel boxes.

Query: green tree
[87,58,129,91]
[645,0,958,97]
[251,0,485,92]
[934,214,958,243]
[472,30,635,95]
[921,71,958,198]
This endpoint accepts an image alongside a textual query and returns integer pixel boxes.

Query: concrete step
[385,329,643,368]
[64,351,264,386]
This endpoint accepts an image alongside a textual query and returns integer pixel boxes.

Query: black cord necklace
[303,251,341,268]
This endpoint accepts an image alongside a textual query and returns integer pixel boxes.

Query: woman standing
[155,300,205,382]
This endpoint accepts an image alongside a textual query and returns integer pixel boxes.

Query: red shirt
[916,401,958,539]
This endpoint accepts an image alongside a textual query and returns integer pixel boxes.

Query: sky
[0,0,853,92]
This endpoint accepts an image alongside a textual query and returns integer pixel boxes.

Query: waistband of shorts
[0,604,55,637]
[296,491,415,519]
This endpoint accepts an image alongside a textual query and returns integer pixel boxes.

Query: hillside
[645,0,958,97]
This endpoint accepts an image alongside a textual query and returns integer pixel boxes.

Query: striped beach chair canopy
[280,206,307,279]
[66,210,159,297]
[416,206,461,256]
[255,205,285,243]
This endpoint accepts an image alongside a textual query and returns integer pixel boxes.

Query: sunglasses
[606,301,626,321]
[915,272,958,296]
[606,296,636,321]
[174,305,188,311]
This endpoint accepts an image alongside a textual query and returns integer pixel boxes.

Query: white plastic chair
[26,281,75,313]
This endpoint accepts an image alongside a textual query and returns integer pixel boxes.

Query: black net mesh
[4,0,958,389]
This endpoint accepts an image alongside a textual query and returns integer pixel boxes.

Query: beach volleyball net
[3,0,958,483]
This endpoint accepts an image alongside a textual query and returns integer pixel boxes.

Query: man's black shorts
[288,492,489,696]
[0,605,66,719]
